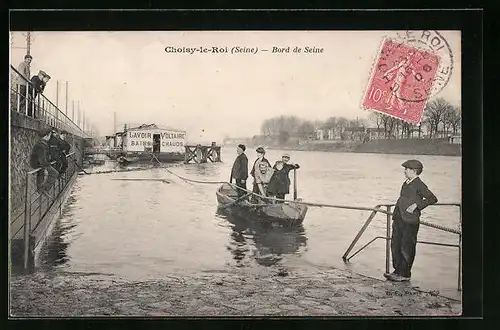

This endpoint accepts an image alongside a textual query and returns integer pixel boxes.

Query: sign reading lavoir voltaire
[126,130,187,152]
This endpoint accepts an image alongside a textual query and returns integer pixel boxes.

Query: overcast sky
[10,31,461,142]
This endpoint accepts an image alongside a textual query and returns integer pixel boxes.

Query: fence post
[23,172,32,270]
[25,84,29,116]
[16,84,20,112]
[385,205,392,274]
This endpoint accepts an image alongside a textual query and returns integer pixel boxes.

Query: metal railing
[9,65,90,138]
[21,152,78,270]
[342,203,462,291]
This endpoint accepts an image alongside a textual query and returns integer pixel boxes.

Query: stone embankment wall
[10,111,84,218]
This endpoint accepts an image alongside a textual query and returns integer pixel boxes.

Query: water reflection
[184,163,221,177]
[217,208,308,267]
[38,219,76,270]
[37,195,79,270]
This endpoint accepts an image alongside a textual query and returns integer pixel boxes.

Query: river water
[38,148,462,300]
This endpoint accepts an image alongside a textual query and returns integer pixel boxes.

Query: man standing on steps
[29,127,59,198]
[16,54,32,112]
[230,144,248,198]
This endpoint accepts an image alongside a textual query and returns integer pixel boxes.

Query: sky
[9,31,461,143]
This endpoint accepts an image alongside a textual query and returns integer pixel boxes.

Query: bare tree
[424,97,453,138]
[446,105,462,135]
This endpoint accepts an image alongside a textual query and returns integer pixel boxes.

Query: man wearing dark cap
[28,70,51,118]
[384,159,438,282]
[250,147,271,202]
[29,127,59,196]
[230,144,249,198]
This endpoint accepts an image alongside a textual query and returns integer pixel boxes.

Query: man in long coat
[230,144,249,198]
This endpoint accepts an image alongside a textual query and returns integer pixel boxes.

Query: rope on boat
[150,152,462,235]
[79,167,157,175]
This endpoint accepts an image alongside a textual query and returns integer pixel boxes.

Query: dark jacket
[273,163,300,194]
[29,75,46,97]
[29,139,51,169]
[267,168,289,195]
[250,157,271,178]
[394,177,438,224]
[231,153,249,181]
[48,135,71,161]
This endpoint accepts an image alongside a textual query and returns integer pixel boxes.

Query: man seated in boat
[267,161,289,203]
[254,162,274,203]
[274,153,300,199]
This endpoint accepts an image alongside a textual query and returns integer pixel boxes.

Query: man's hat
[402,159,423,171]
[60,130,68,135]
[237,144,246,152]
[256,146,265,154]
[38,127,52,138]
[39,70,51,79]
[282,153,290,158]
[24,54,32,60]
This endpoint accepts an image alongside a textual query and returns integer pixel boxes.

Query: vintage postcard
[9,28,463,317]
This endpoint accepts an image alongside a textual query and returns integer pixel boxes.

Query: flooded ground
[10,148,462,316]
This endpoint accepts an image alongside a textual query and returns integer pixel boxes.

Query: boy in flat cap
[29,127,59,197]
[384,159,438,282]
[230,144,249,198]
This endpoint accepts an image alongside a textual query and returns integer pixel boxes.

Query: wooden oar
[222,192,252,209]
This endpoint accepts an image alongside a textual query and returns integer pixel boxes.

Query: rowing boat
[216,183,308,227]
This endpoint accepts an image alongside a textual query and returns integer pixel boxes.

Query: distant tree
[323,117,337,130]
[298,121,315,138]
[278,131,290,145]
[335,117,349,134]
[447,106,461,135]
[369,112,384,130]
[424,97,453,138]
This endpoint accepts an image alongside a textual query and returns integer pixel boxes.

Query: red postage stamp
[362,38,441,124]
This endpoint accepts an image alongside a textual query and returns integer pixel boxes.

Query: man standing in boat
[384,159,438,282]
[275,153,300,200]
[230,144,249,198]
[250,147,271,202]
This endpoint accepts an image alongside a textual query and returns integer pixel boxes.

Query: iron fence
[10,65,90,138]
[20,152,78,269]
[342,203,462,291]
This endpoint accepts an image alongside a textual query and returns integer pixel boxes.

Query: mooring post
[23,173,32,270]
[385,205,392,274]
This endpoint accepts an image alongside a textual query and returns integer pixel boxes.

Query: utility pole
[56,80,59,107]
[65,81,69,116]
[26,32,31,55]
[72,100,75,122]
[113,111,117,134]
[77,101,81,127]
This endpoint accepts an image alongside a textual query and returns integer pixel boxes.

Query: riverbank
[10,267,461,317]
[262,139,461,157]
